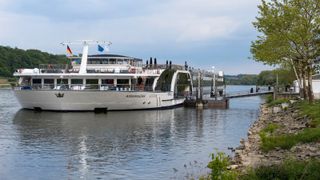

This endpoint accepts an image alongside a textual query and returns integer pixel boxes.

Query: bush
[265,95,273,104]
[7,77,17,82]
[240,159,320,180]
[262,123,279,134]
[267,98,289,107]
[298,100,320,127]
[207,151,236,180]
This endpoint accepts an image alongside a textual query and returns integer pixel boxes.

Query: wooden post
[214,72,217,100]
[197,71,201,100]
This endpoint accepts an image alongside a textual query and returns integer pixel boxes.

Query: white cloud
[0,0,273,74]
[0,0,258,45]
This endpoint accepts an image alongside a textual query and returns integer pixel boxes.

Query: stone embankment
[230,102,320,171]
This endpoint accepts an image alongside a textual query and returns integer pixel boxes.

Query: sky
[0,0,274,75]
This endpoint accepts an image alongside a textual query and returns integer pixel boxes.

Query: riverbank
[0,78,11,89]
[231,99,320,177]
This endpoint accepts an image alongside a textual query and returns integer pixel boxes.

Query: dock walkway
[225,91,273,99]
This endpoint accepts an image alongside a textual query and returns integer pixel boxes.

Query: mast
[79,41,89,74]
[61,40,112,74]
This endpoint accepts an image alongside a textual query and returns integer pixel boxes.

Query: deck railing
[35,63,188,74]
[15,84,157,92]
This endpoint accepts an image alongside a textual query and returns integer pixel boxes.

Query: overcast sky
[0,0,274,74]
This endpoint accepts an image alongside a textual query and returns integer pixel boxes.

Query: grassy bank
[260,100,320,152]
[201,99,320,179]
[240,158,320,180]
[0,77,16,88]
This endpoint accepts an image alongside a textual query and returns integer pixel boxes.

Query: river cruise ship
[13,41,193,111]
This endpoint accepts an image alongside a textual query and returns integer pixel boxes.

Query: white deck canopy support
[61,40,112,74]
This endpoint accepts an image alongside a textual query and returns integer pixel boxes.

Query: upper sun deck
[13,40,188,77]
[13,58,187,78]
[70,54,143,66]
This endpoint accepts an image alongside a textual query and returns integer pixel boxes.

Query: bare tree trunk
[302,68,308,100]
[292,59,304,98]
[298,71,304,98]
[291,59,301,89]
[307,64,314,104]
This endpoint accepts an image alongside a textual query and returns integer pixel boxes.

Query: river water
[0,86,263,179]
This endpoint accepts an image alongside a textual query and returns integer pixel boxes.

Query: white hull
[13,90,185,111]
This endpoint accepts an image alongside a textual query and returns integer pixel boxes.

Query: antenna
[61,40,112,46]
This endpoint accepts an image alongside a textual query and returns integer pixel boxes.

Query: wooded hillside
[0,46,68,77]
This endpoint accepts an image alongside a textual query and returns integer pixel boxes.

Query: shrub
[240,159,320,180]
[207,151,236,180]
[262,123,279,134]
[267,98,289,107]
[298,100,320,127]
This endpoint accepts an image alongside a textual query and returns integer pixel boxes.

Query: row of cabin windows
[32,79,129,85]
[87,59,140,65]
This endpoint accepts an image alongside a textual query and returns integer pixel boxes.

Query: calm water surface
[0,86,263,179]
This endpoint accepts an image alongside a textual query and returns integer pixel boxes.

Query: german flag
[66,45,73,55]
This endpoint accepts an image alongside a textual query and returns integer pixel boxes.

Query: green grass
[260,128,320,152]
[267,98,290,107]
[264,94,290,107]
[260,100,320,152]
[207,151,237,180]
[298,100,320,127]
[0,78,8,84]
[261,123,279,134]
[265,94,273,104]
[240,158,320,180]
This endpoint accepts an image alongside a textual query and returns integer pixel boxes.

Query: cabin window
[86,79,98,84]
[32,79,41,84]
[86,79,99,89]
[109,59,116,64]
[44,79,54,84]
[57,79,68,84]
[117,79,130,90]
[117,79,129,84]
[71,79,83,84]
[101,79,114,85]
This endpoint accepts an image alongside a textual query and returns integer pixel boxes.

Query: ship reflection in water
[1,90,263,179]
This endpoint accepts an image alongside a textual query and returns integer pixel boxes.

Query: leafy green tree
[251,0,320,103]
[257,68,296,87]
[0,46,68,77]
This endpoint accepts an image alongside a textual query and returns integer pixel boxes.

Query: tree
[251,0,320,103]
[0,46,68,77]
[257,68,296,87]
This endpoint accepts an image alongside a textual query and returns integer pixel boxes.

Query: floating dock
[184,98,229,109]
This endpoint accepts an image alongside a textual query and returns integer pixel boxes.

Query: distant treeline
[224,74,258,85]
[224,68,295,86]
[0,45,68,77]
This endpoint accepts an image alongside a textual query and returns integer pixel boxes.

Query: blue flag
[98,45,104,52]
